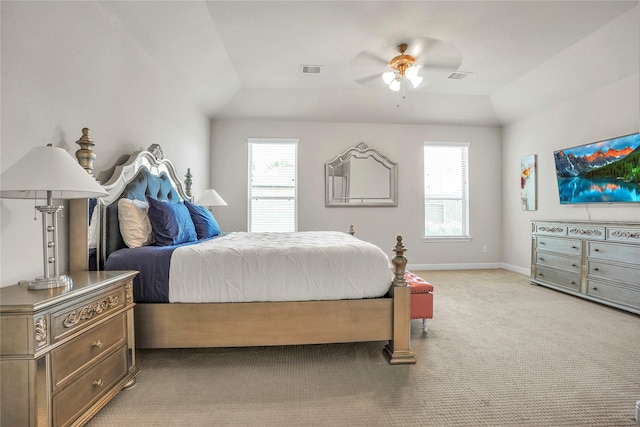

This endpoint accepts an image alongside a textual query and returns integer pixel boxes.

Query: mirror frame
[325,142,398,207]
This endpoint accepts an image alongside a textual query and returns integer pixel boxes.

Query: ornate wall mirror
[325,142,398,207]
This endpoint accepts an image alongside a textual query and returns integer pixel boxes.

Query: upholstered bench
[404,271,434,332]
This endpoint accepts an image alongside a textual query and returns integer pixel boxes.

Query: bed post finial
[75,127,96,176]
[348,225,355,236]
[391,235,407,287]
[184,168,193,200]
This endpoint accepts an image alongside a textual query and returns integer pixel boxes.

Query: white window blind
[424,143,469,238]
[248,139,298,232]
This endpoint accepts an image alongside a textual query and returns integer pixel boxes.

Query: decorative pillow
[117,198,154,248]
[88,206,99,249]
[147,197,197,246]
[184,200,221,239]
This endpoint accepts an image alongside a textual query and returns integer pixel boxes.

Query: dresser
[531,221,640,315]
[1,270,138,427]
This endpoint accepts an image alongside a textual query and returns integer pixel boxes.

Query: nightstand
[1,270,138,427]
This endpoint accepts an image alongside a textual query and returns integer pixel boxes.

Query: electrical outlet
[482,245,488,253]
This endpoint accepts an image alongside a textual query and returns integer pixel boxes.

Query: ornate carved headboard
[69,129,191,270]
[98,145,191,265]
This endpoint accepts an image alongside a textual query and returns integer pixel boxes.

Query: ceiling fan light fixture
[381,43,423,95]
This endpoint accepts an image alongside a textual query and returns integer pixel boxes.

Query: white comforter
[168,231,393,303]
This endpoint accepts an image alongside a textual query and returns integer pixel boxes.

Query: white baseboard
[499,263,530,276]
[407,262,530,277]
[407,262,501,271]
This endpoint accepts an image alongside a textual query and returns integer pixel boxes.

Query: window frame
[423,142,470,241]
[247,138,298,232]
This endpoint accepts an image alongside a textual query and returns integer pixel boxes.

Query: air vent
[447,71,472,80]
[301,64,323,74]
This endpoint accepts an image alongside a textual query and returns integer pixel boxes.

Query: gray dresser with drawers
[531,221,640,315]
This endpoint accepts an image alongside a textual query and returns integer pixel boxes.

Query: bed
[70,144,415,364]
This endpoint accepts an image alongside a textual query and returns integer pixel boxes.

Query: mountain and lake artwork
[553,132,640,204]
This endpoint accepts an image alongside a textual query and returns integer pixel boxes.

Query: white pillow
[117,198,154,248]
[88,206,98,249]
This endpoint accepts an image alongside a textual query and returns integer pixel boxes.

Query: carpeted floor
[87,269,640,426]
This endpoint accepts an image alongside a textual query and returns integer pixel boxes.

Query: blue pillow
[184,200,221,239]
[147,197,197,246]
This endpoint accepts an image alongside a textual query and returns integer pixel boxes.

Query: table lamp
[0,144,108,289]
[196,189,227,211]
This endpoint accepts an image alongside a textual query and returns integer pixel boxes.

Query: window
[248,139,298,232]
[424,143,469,238]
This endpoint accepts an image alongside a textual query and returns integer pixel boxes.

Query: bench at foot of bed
[405,271,434,333]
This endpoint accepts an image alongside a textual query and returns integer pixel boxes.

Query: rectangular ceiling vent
[447,71,472,80]
[301,64,323,74]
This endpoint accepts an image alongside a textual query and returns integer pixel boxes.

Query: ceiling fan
[349,37,463,92]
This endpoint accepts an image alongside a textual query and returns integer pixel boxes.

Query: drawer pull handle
[570,281,576,285]
[538,273,544,277]
[539,242,546,245]
[92,340,103,348]
[539,257,544,261]
[571,264,577,267]
[93,379,103,387]
[593,268,599,272]
[592,287,598,291]
[593,248,600,252]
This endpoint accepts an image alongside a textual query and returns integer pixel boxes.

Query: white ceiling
[99,1,639,127]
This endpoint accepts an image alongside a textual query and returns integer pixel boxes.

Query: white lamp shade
[196,189,227,207]
[389,79,401,92]
[382,71,396,85]
[0,145,108,199]
[408,74,423,88]
[405,66,418,79]
[405,66,423,88]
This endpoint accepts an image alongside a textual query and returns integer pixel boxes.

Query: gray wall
[2,1,637,287]
[501,74,640,273]
[0,2,210,287]
[209,120,503,269]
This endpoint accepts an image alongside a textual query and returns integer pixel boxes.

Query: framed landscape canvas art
[521,154,536,211]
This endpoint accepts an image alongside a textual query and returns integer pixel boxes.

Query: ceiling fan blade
[348,48,390,88]
[408,37,463,75]
[354,73,383,86]
[355,50,389,67]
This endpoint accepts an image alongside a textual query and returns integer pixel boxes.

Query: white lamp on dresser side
[0,144,108,289]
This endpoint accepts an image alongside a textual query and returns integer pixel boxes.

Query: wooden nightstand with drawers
[1,270,138,427]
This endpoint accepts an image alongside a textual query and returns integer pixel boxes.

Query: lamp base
[27,274,73,290]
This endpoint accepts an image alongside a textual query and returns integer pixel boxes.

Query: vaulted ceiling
[99,1,639,127]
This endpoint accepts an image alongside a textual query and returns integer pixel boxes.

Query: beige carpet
[88,269,640,426]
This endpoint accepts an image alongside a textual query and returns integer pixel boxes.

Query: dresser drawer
[534,223,567,236]
[51,287,126,343]
[533,267,580,292]
[589,241,640,265]
[52,314,127,389]
[588,260,640,286]
[536,252,581,274]
[536,236,581,256]
[567,225,605,240]
[53,345,128,427]
[606,226,640,244]
[587,279,640,310]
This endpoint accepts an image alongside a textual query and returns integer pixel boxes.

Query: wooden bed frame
[70,141,415,364]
